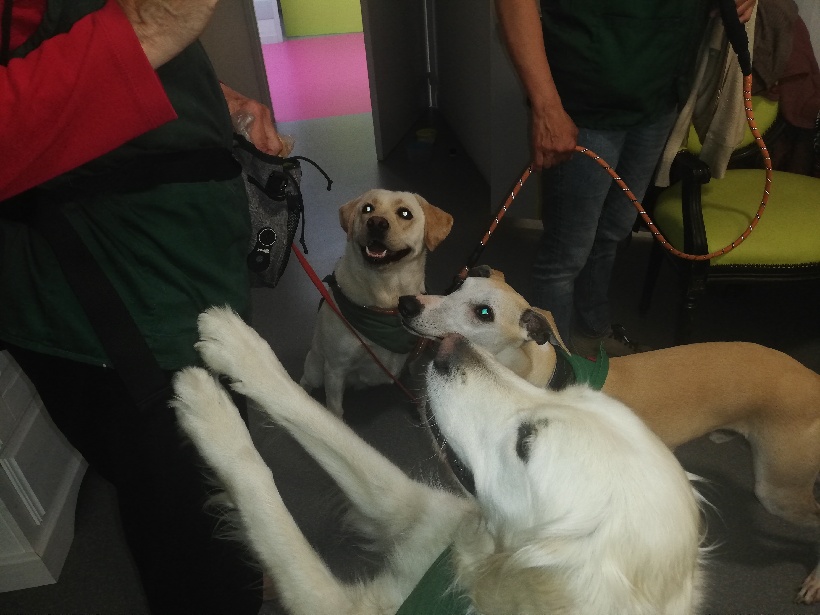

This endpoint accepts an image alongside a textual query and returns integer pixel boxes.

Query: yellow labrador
[300,189,453,415]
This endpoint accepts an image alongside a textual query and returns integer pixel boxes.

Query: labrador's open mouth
[361,241,411,266]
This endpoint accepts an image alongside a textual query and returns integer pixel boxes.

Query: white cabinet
[0,351,86,592]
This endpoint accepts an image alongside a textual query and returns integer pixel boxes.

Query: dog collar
[550,346,610,392]
[395,547,471,615]
[547,346,577,390]
[323,273,420,354]
[424,403,477,496]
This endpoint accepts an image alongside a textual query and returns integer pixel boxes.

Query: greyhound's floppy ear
[417,195,454,251]
[522,307,570,352]
[520,309,551,345]
[467,265,493,278]
[338,197,362,237]
[467,265,507,281]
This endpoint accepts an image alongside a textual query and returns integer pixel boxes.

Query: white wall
[434,0,539,218]
[200,1,272,109]
[254,1,284,45]
[434,0,492,180]
[489,7,539,218]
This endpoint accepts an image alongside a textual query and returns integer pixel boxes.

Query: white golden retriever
[172,307,705,614]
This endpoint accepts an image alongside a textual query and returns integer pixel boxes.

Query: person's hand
[529,102,578,170]
[117,0,221,68]
[736,0,756,23]
[220,83,290,156]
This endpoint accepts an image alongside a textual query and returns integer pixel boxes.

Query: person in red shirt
[0,0,283,200]
[1,1,286,612]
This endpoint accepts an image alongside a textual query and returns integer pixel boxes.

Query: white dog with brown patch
[300,189,453,416]
[398,265,820,604]
[172,307,704,615]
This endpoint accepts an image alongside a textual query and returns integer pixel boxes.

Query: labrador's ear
[525,307,569,352]
[417,195,454,251]
[338,197,362,237]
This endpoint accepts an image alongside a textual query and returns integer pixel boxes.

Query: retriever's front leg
[172,367,355,615]
[194,307,463,541]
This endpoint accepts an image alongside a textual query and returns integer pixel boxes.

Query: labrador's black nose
[398,295,422,318]
[366,216,389,236]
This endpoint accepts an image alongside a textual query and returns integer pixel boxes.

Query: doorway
[254,0,372,122]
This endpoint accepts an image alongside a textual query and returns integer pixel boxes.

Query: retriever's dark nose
[398,295,422,318]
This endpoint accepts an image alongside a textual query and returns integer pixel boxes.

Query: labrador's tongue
[366,242,388,258]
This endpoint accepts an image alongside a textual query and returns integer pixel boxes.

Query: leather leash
[453,75,771,288]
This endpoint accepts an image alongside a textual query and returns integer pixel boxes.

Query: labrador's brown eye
[398,207,413,220]
[362,203,374,213]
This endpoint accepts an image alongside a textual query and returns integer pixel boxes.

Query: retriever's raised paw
[171,367,255,471]
[195,306,308,421]
[195,306,295,400]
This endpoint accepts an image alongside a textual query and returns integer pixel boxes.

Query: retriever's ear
[416,195,454,251]
[527,307,569,352]
[338,197,362,237]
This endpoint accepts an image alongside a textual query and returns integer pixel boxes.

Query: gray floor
[1,112,819,614]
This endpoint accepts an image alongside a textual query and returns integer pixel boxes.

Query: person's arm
[0,0,225,201]
[495,0,577,169]
[116,0,219,68]
[736,0,756,23]
[220,82,287,156]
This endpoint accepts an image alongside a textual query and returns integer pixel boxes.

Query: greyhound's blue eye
[362,203,374,213]
[474,305,494,322]
[398,207,413,220]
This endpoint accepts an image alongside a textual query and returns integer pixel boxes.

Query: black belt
[35,147,241,203]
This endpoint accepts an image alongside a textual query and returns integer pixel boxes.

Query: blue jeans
[531,109,677,341]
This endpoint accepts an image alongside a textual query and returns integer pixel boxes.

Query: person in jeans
[496,0,756,356]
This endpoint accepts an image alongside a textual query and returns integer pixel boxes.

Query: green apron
[540,0,710,129]
[0,0,250,370]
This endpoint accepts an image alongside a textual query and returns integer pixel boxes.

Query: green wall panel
[280,0,363,37]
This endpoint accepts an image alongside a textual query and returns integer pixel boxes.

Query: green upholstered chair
[640,98,820,343]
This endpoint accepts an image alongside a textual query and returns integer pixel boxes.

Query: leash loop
[576,74,772,262]
[458,73,771,277]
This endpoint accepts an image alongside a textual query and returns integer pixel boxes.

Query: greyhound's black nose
[398,295,422,318]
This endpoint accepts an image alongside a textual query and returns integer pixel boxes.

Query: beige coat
[656,8,759,187]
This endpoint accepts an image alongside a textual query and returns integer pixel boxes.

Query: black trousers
[8,346,262,615]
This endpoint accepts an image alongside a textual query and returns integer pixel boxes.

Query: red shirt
[0,0,177,200]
